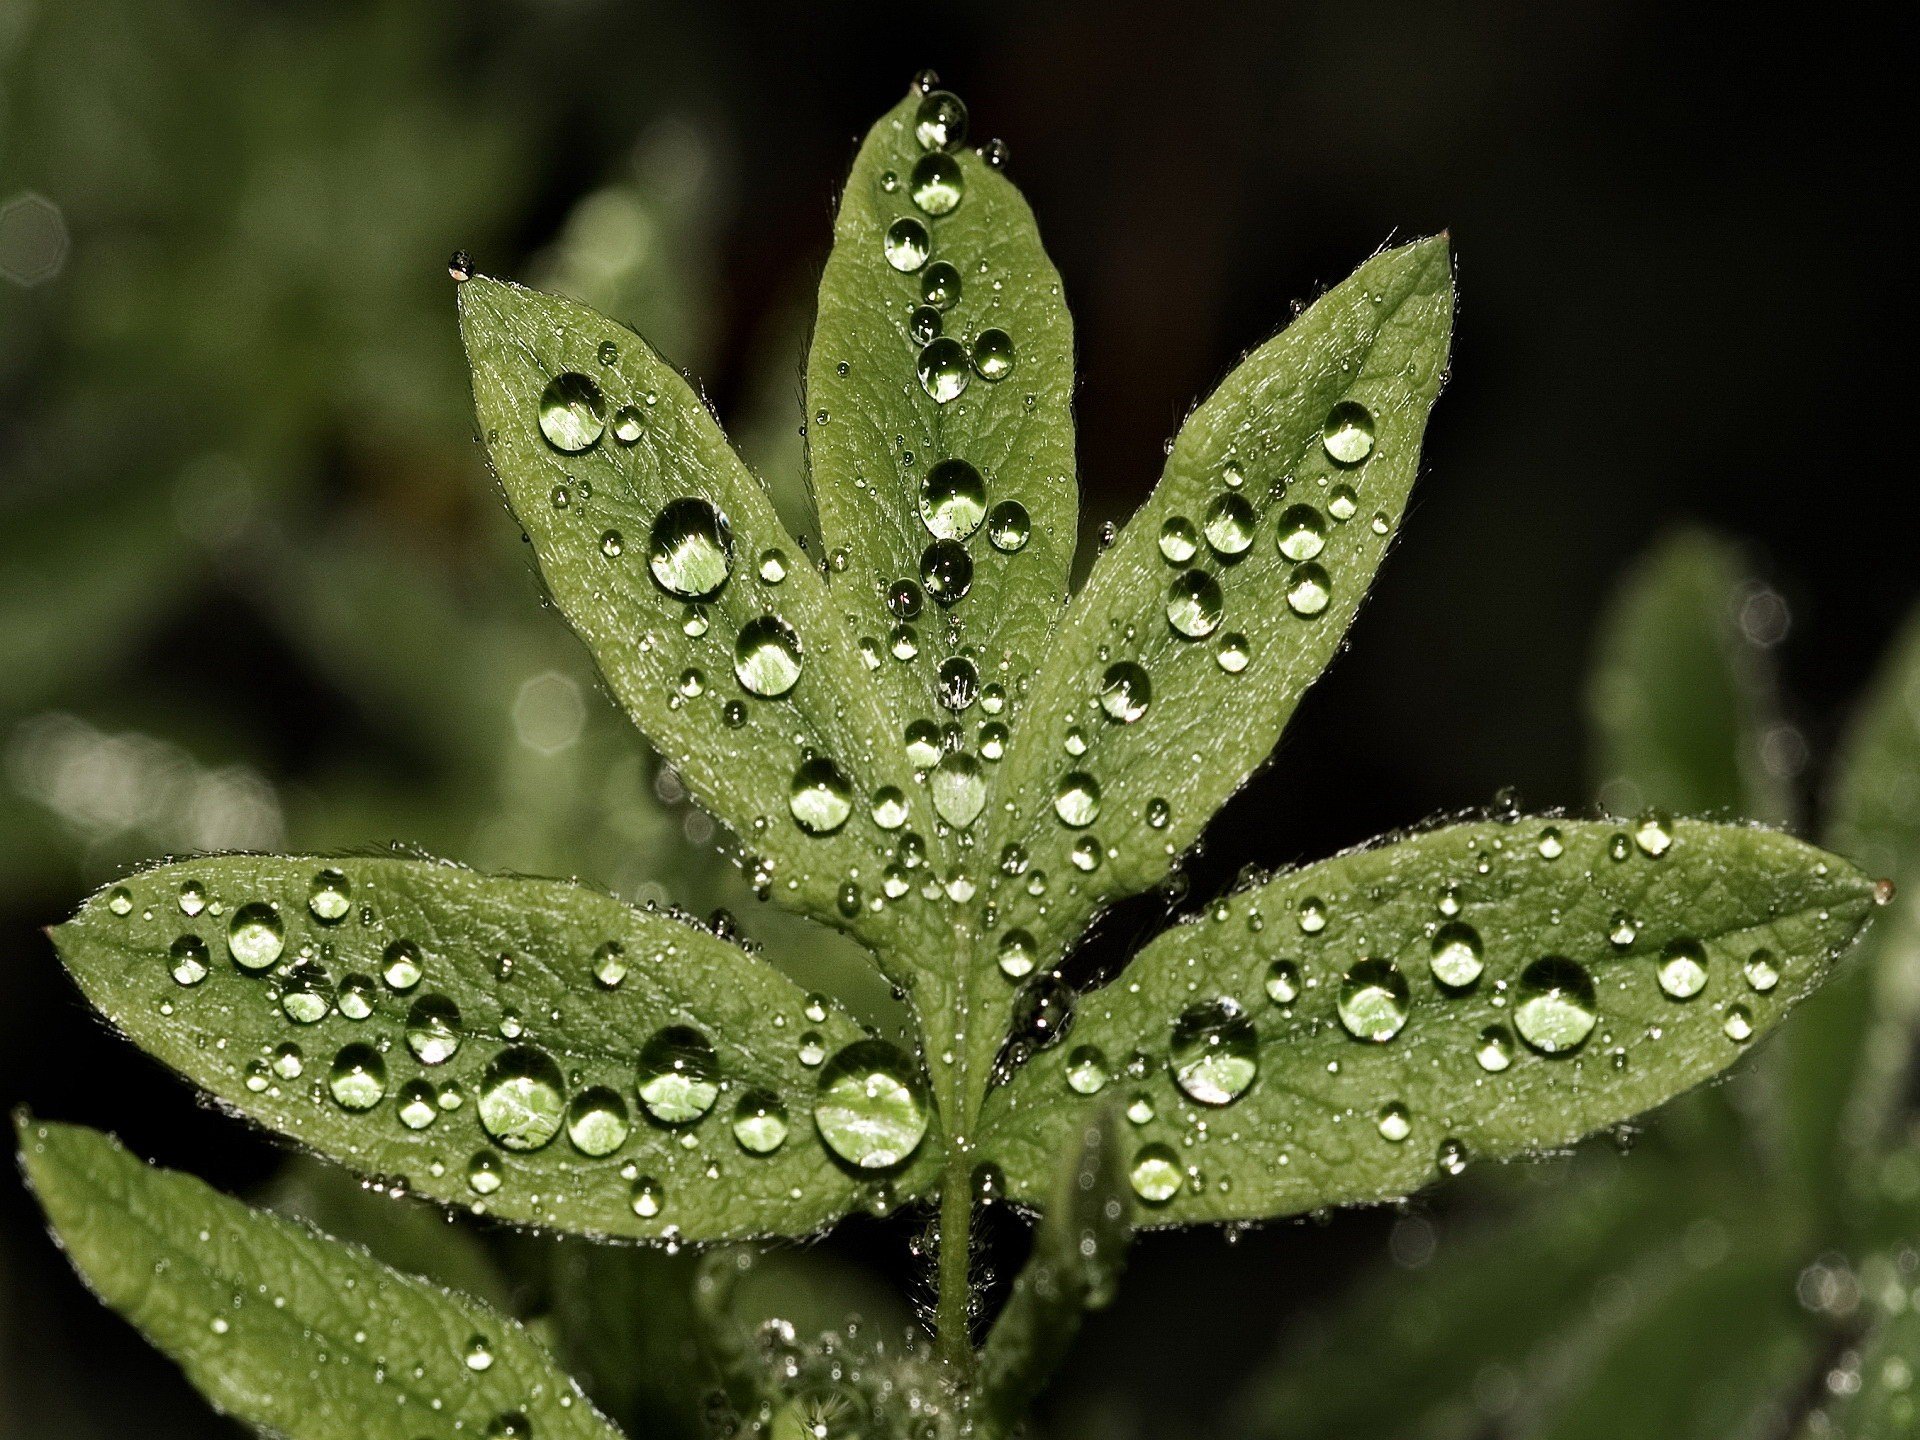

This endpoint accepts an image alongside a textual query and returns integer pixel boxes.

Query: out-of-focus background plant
[2,2,1912,1437]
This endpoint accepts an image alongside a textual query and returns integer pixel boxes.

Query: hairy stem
[935,1147,975,1375]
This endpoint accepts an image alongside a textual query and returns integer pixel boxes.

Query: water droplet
[337,975,375,1020]
[1436,1138,1468,1176]
[910,152,964,214]
[758,549,788,584]
[883,217,931,272]
[1723,1005,1754,1042]
[814,1040,929,1170]
[637,1026,720,1124]
[1099,661,1151,723]
[406,994,463,1065]
[169,935,210,986]
[477,1047,566,1152]
[565,1087,631,1156]
[987,501,1031,552]
[629,1175,664,1217]
[910,305,942,344]
[592,940,628,989]
[914,90,969,151]
[1338,959,1410,1042]
[1744,950,1779,993]
[467,1152,502,1195]
[1377,1102,1412,1142]
[920,459,986,539]
[612,405,643,443]
[1130,1144,1182,1205]
[1320,401,1375,466]
[600,529,625,559]
[939,655,980,712]
[1170,998,1259,1106]
[1429,922,1485,988]
[1657,939,1708,999]
[1514,957,1598,1054]
[381,939,423,992]
[1166,571,1224,638]
[1053,771,1102,828]
[327,1044,387,1111]
[921,261,962,310]
[731,1090,789,1154]
[228,904,285,972]
[971,328,1015,382]
[1203,494,1256,556]
[648,498,734,600]
[920,538,973,603]
[1285,564,1332,617]
[178,881,206,917]
[448,250,473,282]
[107,886,133,916]
[734,615,804,698]
[538,373,607,453]
[1537,827,1565,860]
[789,758,855,835]
[307,869,351,923]
[1633,814,1674,857]
[916,337,970,403]
[1276,505,1326,561]
[398,1081,438,1130]
[1215,633,1251,673]
[1158,517,1199,564]
[1475,1025,1514,1072]
[998,929,1037,979]
[279,963,333,1024]
[1067,1045,1110,1094]
[1264,959,1301,1005]
[465,1336,495,1372]
[932,753,987,828]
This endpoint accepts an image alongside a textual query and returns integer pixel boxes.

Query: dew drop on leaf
[1264,959,1300,1005]
[1377,1102,1412,1142]
[1285,564,1332,617]
[814,1040,930,1169]
[1428,922,1484,988]
[405,994,463,1064]
[1744,949,1780,993]
[1657,939,1708,999]
[971,328,1015,382]
[731,1090,790,1154]
[397,1080,438,1130]
[920,538,973,603]
[1338,959,1410,1042]
[307,869,351,923]
[932,752,987,828]
[380,939,423,991]
[169,935,210,987]
[734,615,805,697]
[629,1176,664,1217]
[883,217,931,272]
[637,1026,721,1124]
[1166,571,1224,638]
[998,928,1037,979]
[1320,400,1375,466]
[919,459,986,539]
[1202,494,1256,556]
[327,1043,387,1112]
[1169,998,1259,1106]
[914,90,969,151]
[278,963,333,1024]
[1053,771,1102,828]
[1276,505,1327,561]
[1158,517,1199,564]
[910,151,964,214]
[987,501,1030,552]
[227,903,285,972]
[647,498,734,600]
[1475,1025,1515,1072]
[1067,1045,1110,1094]
[921,261,962,310]
[565,1087,631,1156]
[1099,661,1152,723]
[1513,957,1598,1054]
[917,337,971,403]
[478,1047,567,1152]
[789,757,855,835]
[538,373,607,453]
[1129,1144,1182,1205]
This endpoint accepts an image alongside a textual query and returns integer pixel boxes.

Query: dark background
[2,2,1911,1435]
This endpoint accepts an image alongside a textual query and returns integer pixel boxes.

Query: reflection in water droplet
[1159,518,1199,564]
[637,1026,720,1124]
[1514,957,1598,1054]
[565,1087,630,1156]
[910,152,964,214]
[987,501,1031,552]
[871,787,910,830]
[279,963,333,1024]
[477,1047,567,1152]
[921,262,962,310]
[630,1175,664,1218]
[734,616,805,697]
[1475,1025,1514,1072]
[998,929,1037,979]
[1724,1005,1754,1042]
[1657,940,1708,999]
[381,940,423,991]
[1321,401,1375,466]
[789,758,855,835]
[1744,950,1779,993]
[1169,998,1259,1106]
[1130,1144,1182,1205]
[308,869,351,922]
[406,994,463,1065]
[1216,632,1251,673]
[1053,771,1102,828]
[814,1040,929,1170]
[647,498,734,600]
[914,90,969,151]
[169,935,210,987]
[228,904,285,971]
[883,217,931,272]
[539,373,607,453]
[932,753,987,828]
[1276,505,1327,562]
[1203,494,1256,556]
[398,1081,438,1130]
[1166,571,1224,638]
[1377,1102,1412,1142]
[1067,1045,1110,1094]
[731,1090,790,1154]
[108,886,134,916]
[1264,959,1300,1005]
[1100,661,1152,723]
[1338,959,1410,1042]
[972,329,1015,382]
[917,338,970,403]
[920,539,973,603]
[1286,564,1332,617]
[327,1044,387,1111]
[1633,814,1674,857]
[1429,923,1485,988]
[920,459,986,539]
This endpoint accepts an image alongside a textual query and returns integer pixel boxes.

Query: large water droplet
[1276,505,1327,561]
[637,1026,720,1124]
[1169,998,1259,1106]
[1129,1143,1182,1205]
[734,615,804,698]
[1159,517,1199,564]
[883,216,931,272]
[921,262,962,310]
[648,498,734,600]
[1429,922,1485,988]
[1514,957,1598,1054]
[1286,564,1332,617]
[731,1090,790,1154]
[1053,771,1102,828]
[1264,959,1301,1005]
[814,1040,929,1170]
[478,1046,567,1152]
[920,459,986,539]
[932,752,987,828]
[565,1087,631,1156]
[406,994,463,1064]
[223,903,284,972]
[279,963,333,1024]
[971,328,1015,382]
[914,90,969,151]
[169,935,210,987]
[539,373,606,453]
[917,337,971,403]
[327,1043,387,1111]
[1067,1045,1110,1094]
[1338,958,1410,1042]
[987,501,1030,552]
[307,869,351,923]
[1202,495,1256,556]
[920,539,973,603]
[1099,661,1152,723]
[789,758,855,835]
[1321,401,1375,466]
[1657,939,1708,999]
[1166,571,1224,638]
[381,939,423,992]
[910,152,964,214]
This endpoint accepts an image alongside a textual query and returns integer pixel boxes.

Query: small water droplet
[1099,661,1152,723]
[883,217,931,272]
[1429,922,1484,988]
[629,1175,664,1218]
[169,935,210,987]
[1265,959,1301,1005]
[381,939,423,991]
[1723,1005,1754,1042]
[789,758,855,835]
[539,373,607,453]
[1166,571,1224,638]
[1215,632,1251,672]
[1633,814,1674,857]
[1377,1102,1412,1142]
[1130,1144,1182,1204]
[1067,1045,1110,1094]
[1475,1025,1514,1071]
[921,261,962,310]
[228,904,285,972]
[987,501,1031,552]
[910,152,964,214]
[637,1026,720,1124]
[1170,998,1259,1106]
[734,615,805,697]
[1744,950,1780,993]
[920,459,986,539]
[406,994,462,1065]
[107,886,133,916]
[308,869,351,923]
[1657,939,1709,999]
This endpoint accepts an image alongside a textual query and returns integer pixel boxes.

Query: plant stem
[935,1145,975,1376]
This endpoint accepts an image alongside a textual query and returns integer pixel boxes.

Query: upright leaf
[1774,605,1920,1217]
[980,819,1874,1225]
[1587,528,1793,825]
[1806,1269,1920,1438]
[52,856,939,1241]
[978,1103,1131,1430]
[806,84,1077,752]
[982,237,1453,1009]
[459,276,923,953]
[19,1119,622,1440]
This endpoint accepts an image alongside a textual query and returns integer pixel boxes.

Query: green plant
[18,80,1894,1439]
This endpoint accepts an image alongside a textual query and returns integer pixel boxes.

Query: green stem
[935,1144,975,1375]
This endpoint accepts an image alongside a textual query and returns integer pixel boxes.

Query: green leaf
[979,818,1874,1225]
[458,275,923,954]
[1587,527,1793,825]
[1773,605,1920,1218]
[1805,1263,1920,1438]
[544,1241,707,1440]
[978,1102,1131,1429]
[52,855,939,1241]
[18,1117,622,1440]
[804,84,1077,743]
[980,237,1454,1009]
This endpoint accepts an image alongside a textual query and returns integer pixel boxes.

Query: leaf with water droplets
[977,1102,1131,1430]
[458,276,921,952]
[978,819,1874,1225]
[53,856,939,1241]
[18,1118,623,1440]
[805,85,1076,755]
[1772,603,1920,1212]
[1588,528,1792,825]
[981,237,1454,1006]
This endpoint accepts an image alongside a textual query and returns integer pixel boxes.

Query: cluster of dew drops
[109,868,942,1231]
[1020,816,1807,1208]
